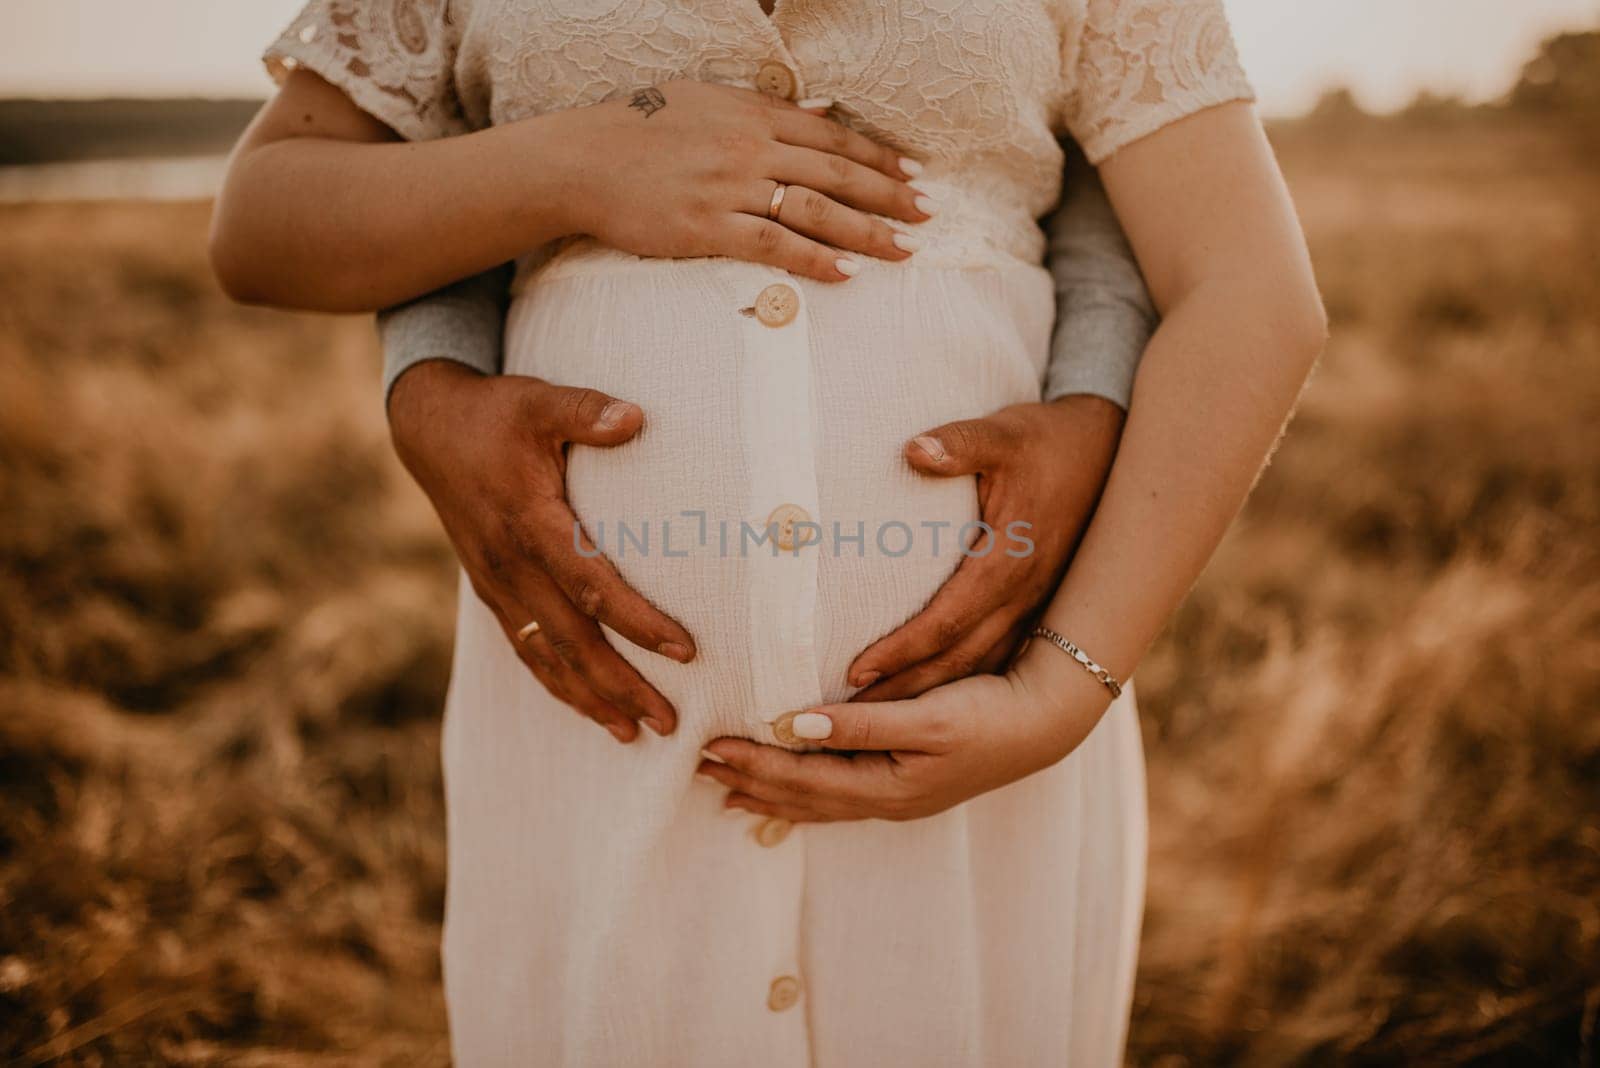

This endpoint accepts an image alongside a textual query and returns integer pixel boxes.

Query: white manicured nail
[699,747,727,765]
[914,194,938,217]
[792,712,833,741]
[835,258,861,277]
[720,804,747,818]
[898,156,923,178]
[892,231,922,253]
[797,97,834,109]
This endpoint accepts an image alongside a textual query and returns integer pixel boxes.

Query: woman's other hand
[555,79,931,281]
[389,359,696,744]
[694,641,1112,822]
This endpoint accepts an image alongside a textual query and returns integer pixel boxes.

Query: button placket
[737,273,824,733]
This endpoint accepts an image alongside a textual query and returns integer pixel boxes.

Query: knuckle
[938,646,984,677]
[480,544,513,584]
[922,710,961,748]
[572,580,604,618]
[783,774,817,801]
[753,220,784,256]
[990,411,1026,449]
[801,189,832,225]
[712,129,748,157]
[932,614,967,650]
[842,714,874,752]
[826,151,852,183]
[945,420,982,458]
[557,386,608,430]
[548,636,584,668]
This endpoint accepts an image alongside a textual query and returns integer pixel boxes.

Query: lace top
[265,0,1253,270]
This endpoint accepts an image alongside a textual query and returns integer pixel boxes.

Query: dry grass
[1,108,1597,1065]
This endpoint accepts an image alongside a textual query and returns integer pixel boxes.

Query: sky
[1,0,1596,117]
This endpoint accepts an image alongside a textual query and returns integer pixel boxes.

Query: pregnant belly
[505,253,1052,741]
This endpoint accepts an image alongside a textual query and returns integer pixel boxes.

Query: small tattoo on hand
[629,87,667,118]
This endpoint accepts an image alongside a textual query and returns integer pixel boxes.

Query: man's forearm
[378,264,512,413]
[1040,141,1157,410]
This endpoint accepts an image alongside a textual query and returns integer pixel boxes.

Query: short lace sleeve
[1062,0,1255,164]
[263,0,468,141]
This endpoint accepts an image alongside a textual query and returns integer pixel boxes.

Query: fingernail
[792,712,833,741]
[659,641,693,662]
[598,400,634,429]
[797,96,834,109]
[695,770,718,783]
[699,747,727,765]
[914,193,938,217]
[608,722,633,743]
[852,669,880,688]
[891,231,921,253]
[912,434,946,462]
[720,803,747,818]
[835,257,861,278]
[643,716,669,736]
[898,156,924,178]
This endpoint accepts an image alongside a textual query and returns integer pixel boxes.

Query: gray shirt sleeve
[1039,139,1157,410]
[375,262,513,410]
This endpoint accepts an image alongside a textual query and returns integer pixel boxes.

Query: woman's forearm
[211,112,583,312]
[1024,277,1326,693]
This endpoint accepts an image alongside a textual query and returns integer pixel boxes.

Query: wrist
[387,357,487,448]
[1047,391,1126,433]
[1009,638,1117,758]
[484,107,595,246]
[534,104,606,240]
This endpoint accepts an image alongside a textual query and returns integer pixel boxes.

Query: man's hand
[388,360,696,743]
[846,394,1125,702]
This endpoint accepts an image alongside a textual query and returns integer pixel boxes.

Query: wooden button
[753,283,800,327]
[770,711,801,745]
[755,61,798,100]
[767,975,803,1012]
[753,818,793,848]
[765,503,816,551]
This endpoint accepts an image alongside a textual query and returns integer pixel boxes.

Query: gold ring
[515,620,542,643]
[767,182,787,220]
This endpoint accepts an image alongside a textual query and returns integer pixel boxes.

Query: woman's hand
[694,644,1114,822]
[214,72,930,310]
[558,79,931,281]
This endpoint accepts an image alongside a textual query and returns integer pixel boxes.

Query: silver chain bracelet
[1028,626,1123,699]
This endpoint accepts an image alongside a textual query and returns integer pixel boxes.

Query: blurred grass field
[2,91,1598,1064]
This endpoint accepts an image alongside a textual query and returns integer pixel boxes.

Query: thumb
[541,383,644,447]
[773,698,939,752]
[904,416,1015,478]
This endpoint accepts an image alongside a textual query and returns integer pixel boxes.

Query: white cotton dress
[267,2,1253,1064]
